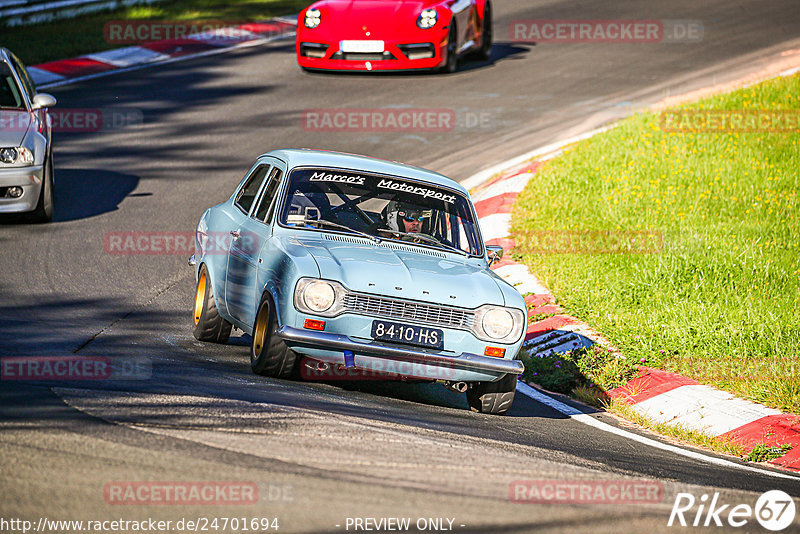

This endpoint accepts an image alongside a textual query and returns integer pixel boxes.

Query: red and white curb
[470,135,800,475]
[29,17,297,89]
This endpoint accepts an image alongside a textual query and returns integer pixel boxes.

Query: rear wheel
[192,265,232,343]
[440,23,459,73]
[28,151,54,223]
[477,1,493,60]
[251,293,297,378]
[466,373,517,415]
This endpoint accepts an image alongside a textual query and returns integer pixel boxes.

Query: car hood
[295,234,505,309]
[0,110,31,146]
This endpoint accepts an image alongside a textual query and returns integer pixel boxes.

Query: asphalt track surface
[2,1,800,532]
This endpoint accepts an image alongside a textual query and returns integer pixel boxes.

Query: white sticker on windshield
[377,179,457,204]
[309,171,366,185]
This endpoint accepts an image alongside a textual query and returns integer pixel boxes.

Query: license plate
[340,40,385,53]
[371,320,443,350]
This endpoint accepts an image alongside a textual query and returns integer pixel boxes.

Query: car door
[224,162,271,324]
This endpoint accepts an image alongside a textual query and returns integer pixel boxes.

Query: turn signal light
[304,319,325,331]
[484,346,505,358]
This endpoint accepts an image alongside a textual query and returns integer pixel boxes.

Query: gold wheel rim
[253,302,269,355]
[193,271,207,326]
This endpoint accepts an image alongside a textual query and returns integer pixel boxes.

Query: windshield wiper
[388,231,468,256]
[304,219,381,243]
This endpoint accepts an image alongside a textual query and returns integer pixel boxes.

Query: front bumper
[297,35,447,71]
[277,325,524,381]
[0,165,44,213]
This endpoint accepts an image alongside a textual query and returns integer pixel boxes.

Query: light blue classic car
[190,149,526,414]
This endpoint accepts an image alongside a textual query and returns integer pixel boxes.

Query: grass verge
[2,0,308,66]
[512,72,800,414]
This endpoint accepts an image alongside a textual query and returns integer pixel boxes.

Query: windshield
[279,167,484,256]
[0,62,25,110]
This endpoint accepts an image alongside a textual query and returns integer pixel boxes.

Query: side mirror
[31,93,57,110]
[486,245,503,267]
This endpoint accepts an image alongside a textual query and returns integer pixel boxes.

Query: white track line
[515,381,800,481]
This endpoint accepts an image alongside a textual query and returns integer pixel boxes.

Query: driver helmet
[386,201,427,232]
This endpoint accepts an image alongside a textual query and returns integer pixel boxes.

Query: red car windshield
[280,167,484,256]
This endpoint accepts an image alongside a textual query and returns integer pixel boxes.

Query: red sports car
[296,0,492,73]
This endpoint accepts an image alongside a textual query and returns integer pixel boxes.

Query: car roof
[261,148,469,196]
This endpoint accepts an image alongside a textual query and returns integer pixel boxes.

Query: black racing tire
[250,293,298,378]
[440,23,459,74]
[192,265,232,343]
[466,373,517,415]
[477,1,493,60]
[28,150,54,223]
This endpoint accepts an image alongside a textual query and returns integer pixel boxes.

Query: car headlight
[294,278,346,316]
[417,8,438,29]
[483,308,513,338]
[305,8,321,28]
[303,280,335,312]
[472,305,525,343]
[0,147,34,166]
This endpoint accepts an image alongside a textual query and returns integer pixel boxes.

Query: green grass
[512,73,800,414]
[2,0,308,66]
[744,443,792,462]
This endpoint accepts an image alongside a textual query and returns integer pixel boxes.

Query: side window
[234,165,270,215]
[254,167,284,223]
[8,53,35,98]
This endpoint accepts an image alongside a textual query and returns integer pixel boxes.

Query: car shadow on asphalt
[219,331,585,421]
[0,168,140,224]
[54,168,140,222]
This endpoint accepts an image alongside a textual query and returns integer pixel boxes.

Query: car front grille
[331,51,396,61]
[342,293,474,331]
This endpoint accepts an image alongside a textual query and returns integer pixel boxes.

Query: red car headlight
[417,9,438,29]
[304,8,322,28]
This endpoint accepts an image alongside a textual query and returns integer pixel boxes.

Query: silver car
[0,47,57,222]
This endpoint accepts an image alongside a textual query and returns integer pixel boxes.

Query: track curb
[471,63,800,474]
[28,17,298,89]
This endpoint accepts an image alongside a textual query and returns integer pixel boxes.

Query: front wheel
[439,24,459,74]
[466,373,517,415]
[192,265,232,343]
[28,151,54,223]
[251,294,297,378]
[477,1,493,60]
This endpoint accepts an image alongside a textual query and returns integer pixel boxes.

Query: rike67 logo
[668,490,796,531]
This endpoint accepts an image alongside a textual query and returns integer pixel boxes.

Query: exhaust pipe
[303,359,330,373]
[443,381,468,393]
